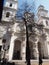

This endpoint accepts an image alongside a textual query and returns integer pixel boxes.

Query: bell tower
[37,5,48,18]
[37,5,49,26]
[1,0,18,22]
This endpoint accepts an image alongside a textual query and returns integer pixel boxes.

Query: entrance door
[38,42,44,58]
[13,40,21,60]
[29,41,36,59]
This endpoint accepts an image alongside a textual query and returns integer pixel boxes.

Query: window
[46,21,48,25]
[10,3,12,7]
[2,39,6,43]
[6,12,10,17]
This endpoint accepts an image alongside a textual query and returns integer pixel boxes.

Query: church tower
[1,0,18,22]
[37,5,49,26]
[37,5,49,59]
[0,0,18,61]
[37,5,48,18]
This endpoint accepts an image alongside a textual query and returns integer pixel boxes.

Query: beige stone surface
[42,61,49,65]
[10,60,49,65]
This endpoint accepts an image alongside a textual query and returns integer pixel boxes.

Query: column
[32,36,39,59]
[43,41,48,58]
[21,38,26,60]
[33,42,39,59]
[36,43,39,59]
[8,34,17,61]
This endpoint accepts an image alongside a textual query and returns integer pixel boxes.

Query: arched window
[6,12,10,17]
[13,40,21,60]
[10,3,12,7]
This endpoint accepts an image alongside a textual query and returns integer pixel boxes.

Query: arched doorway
[12,40,21,60]
[38,42,49,59]
[29,41,36,59]
[38,42,44,59]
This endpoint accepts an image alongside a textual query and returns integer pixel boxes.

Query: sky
[36,0,49,11]
[18,0,49,13]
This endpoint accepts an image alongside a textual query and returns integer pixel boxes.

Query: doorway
[38,42,44,59]
[12,40,21,60]
[29,41,36,59]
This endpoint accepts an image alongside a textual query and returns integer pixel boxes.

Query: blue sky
[18,0,49,13]
[36,0,49,11]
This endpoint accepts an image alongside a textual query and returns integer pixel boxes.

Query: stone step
[10,60,27,65]
[10,60,49,65]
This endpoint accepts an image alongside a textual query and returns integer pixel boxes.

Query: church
[0,0,49,65]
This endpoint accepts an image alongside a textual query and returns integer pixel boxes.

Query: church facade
[0,0,49,64]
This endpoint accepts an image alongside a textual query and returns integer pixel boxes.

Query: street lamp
[23,12,31,65]
[23,12,44,65]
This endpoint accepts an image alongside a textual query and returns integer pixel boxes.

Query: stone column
[33,42,39,59]
[8,23,18,61]
[21,38,26,60]
[36,42,39,59]
[8,34,17,61]
[47,42,49,58]
[32,36,39,59]
[43,41,48,58]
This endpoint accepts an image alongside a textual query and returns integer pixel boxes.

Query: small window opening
[10,3,12,7]
[6,12,10,17]
[2,39,6,43]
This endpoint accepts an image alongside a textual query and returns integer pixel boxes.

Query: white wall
[4,1,17,9]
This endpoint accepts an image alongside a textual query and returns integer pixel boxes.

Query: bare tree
[16,0,35,19]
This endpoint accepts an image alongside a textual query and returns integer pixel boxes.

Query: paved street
[31,60,49,65]
[10,60,49,65]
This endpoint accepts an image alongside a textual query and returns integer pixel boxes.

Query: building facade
[0,0,49,64]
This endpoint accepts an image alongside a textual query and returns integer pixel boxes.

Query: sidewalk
[10,60,49,65]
